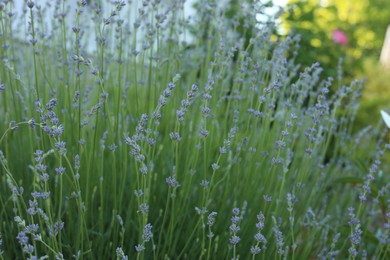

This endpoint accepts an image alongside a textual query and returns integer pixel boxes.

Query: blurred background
[271,0,390,129]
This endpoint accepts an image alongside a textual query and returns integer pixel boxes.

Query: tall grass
[0,0,389,259]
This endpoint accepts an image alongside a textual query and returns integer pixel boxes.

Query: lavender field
[0,0,390,259]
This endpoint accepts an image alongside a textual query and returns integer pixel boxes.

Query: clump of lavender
[166,175,180,198]
[38,98,65,137]
[116,247,128,260]
[14,216,39,258]
[272,217,286,256]
[176,84,199,122]
[329,233,341,259]
[229,208,241,259]
[205,211,218,259]
[359,158,381,202]
[378,210,390,247]
[287,192,297,254]
[1,0,390,259]
[250,211,267,257]
[125,114,149,168]
[135,223,153,253]
[347,207,362,258]
[207,211,218,240]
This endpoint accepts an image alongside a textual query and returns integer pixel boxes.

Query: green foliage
[356,58,390,128]
[0,1,389,259]
[281,0,390,81]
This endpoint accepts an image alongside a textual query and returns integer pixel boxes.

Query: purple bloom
[257,212,265,222]
[139,203,149,214]
[166,176,180,188]
[231,216,240,224]
[229,207,241,247]
[17,231,29,245]
[116,247,128,259]
[78,0,87,7]
[192,84,198,92]
[25,224,39,233]
[200,180,209,188]
[229,224,240,232]
[10,121,17,130]
[211,163,220,170]
[14,216,25,226]
[135,244,145,252]
[140,165,148,174]
[251,245,261,255]
[229,235,240,245]
[134,189,144,197]
[49,221,64,237]
[27,1,34,8]
[254,233,266,242]
[199,128,209,137]
[45,98,57,111]
[31,191,50,200]
[108,144,118,151]
[203,93,212,100]
[55,141,67,155]
[23,244,34,254]
[263,195,272,202]
[142,223,153,242]
[163,89,171,97]
[169,132,182,141]
[207,212,217,226]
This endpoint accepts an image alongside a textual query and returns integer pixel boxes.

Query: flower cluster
[135,223,153,253]
[347,207,362,257]
[207,211,218,239]
[229,208,241,246]
[176,84,199,122]
[250,211,267,256]
[272,217,286,256]
[36,99,64,137]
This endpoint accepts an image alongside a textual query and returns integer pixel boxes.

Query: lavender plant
[0,0,389,259]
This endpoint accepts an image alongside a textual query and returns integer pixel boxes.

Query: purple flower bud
[27,1,34,8]
[135,244,145,252]
[229,235,240,245]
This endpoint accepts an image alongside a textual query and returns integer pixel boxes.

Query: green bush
[281,0,390,84]
[0,1,389,259]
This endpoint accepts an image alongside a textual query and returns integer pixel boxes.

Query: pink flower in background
[332,30,348,46]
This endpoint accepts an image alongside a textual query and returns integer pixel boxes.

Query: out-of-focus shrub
[281,0,390,83]
[357,58,390,127]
